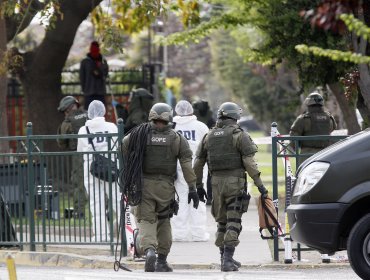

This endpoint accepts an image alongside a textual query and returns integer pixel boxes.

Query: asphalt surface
[0,266,360,280]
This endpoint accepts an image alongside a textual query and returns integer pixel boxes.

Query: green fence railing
[271,123,348,262]
[0,119,125,255]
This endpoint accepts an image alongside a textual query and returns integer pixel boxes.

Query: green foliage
[209,30,299,132]
[0,0,61,30]
[163,0,353,90]
[100,24,126,54]
[245,73,300,133]
[295,44,370,64]
[340,14,370,41]
[0,48,23,76]
[295,14,370,65]
[159,13,247,45]
[251,0,353,89]
[83,0,201,53]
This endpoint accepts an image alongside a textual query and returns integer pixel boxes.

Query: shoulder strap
[85,126,96,151]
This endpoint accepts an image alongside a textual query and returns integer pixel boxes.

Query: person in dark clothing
[124,88,154,133]
[192,100,216,129]
[79,41,109,110]
[192,100,216,205]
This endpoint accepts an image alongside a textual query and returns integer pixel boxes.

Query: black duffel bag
[86,126,118,182]
[90,153,118,182]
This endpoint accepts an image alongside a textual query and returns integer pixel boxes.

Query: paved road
[0,266,360,280]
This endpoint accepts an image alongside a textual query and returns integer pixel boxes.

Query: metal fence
[0,120,125,255]
[6,65,157,138]
[271,126,348,262]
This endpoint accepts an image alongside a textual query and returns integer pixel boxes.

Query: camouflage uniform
[290,104,337,164]
[194,119,263,248]
[121,103,199,272]
[57,108,88,216]
[193,102,267,272]
[122,123,195,251]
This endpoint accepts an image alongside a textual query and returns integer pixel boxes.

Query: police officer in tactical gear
[121,102,200,272]
[57,96,88,218]
[193,102,268,272]
[290,91,337,164]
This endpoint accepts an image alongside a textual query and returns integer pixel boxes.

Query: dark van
[287,129,370,279]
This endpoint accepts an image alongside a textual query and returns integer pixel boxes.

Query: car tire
[348,213,370,279]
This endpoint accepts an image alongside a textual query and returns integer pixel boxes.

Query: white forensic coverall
[171,114,210,241]
[77,100,119,242]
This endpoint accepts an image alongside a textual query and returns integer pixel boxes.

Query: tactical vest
[303,111,332,148]
[67,110,87,134]
[207,126,243,172]
[143,130,178,176]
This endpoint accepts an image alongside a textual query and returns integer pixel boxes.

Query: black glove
[258,185,268,199]
[188,189,200,209]
[196,184,208,203]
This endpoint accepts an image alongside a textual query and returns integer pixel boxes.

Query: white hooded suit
[77,100,119,242]
[171,112,210,241]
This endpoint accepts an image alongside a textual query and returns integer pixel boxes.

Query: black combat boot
[220,247,241,269]
[155,253,173,272]
[221,246,238,272]
[144,248,156,272]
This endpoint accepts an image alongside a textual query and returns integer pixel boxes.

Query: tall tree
[0,0,200,145]
[164,0,361,133]
[295,0,370,129]
[20,1,102,137]
[209,29,300,132]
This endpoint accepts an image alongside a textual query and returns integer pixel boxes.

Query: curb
[0,251,113,269]
[0,251,351,270]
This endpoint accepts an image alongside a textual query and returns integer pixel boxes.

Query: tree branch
[6,0,48,42]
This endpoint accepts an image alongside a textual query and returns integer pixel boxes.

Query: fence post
[107,131,114,254]
[117,118,127,257]
[26,122,36,251]
[271,122,279,261]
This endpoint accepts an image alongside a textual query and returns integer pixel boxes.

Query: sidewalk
[0,198,349,270]
[168,197,272,266]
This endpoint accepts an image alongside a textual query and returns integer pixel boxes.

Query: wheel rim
[363,232,370,266]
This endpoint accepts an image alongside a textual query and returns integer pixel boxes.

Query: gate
[0,120,126,255]
[271,123,347,262]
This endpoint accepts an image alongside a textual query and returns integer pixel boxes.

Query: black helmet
[58,96,79,112]
[305,91,324,106]
[148,103,173,122]
[217,102,242,120]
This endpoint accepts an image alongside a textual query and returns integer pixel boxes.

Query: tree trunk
[356,1,370,129]
[20,0,101,149]
[0,3,10,154]
[327,82,361,135]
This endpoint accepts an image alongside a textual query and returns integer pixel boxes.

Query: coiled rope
[122,123,151,206]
